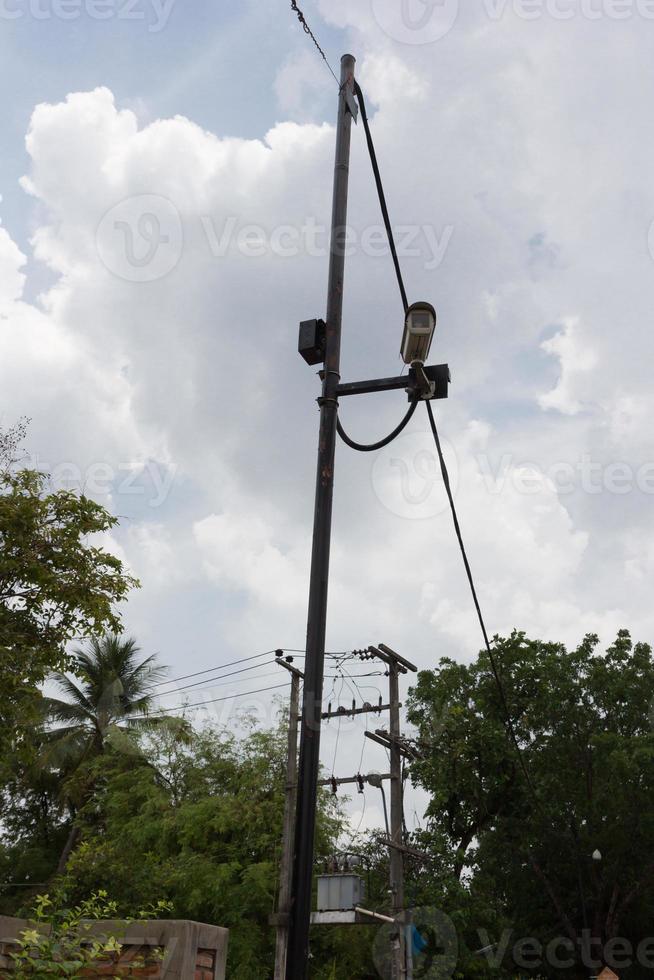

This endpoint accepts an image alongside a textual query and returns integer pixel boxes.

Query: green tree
[0,753,69,906]
[57,718,346,980]
[42,634,168,873]
[44,634,167,758]
[0,423,138,778]
[407,630,654,979]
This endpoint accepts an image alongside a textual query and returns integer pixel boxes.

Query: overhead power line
[289,0,340,86]
[153,666,382,703]
[144,682,291,718]
[153,661,278,697]
[152,650,277,689]
[152,649,354,692]
[154,669,287,698]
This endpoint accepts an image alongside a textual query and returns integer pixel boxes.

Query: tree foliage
[407,630,654,978]
[43,634,169,764]
[42,635,173,874]
[0,468,137,679]
[0,422,138,780]
[5,618,654,977]
[3,715,347,978]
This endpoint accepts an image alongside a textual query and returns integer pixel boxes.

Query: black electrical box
[407,363,451,401]
[298,318,326,366]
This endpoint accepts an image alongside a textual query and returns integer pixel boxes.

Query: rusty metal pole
[285,53,356,980]
[274,667,302,980]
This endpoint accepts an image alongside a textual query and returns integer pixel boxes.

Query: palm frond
[42,696,95,727]
[49,674,95,716]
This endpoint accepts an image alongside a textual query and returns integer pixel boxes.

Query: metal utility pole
[285,53,357,979]
[273,660,303,980]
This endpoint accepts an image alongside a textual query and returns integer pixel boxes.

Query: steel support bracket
[335,363,450,401]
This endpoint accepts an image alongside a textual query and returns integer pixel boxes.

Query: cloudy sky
[3,0,654,828]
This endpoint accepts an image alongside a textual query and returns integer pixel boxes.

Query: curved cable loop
[337,398,418,453]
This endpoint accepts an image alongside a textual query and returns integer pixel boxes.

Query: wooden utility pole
[273,660,303,980]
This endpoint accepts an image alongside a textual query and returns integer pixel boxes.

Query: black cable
[281,649,352,658]
[331,678,345,776]
[289,0,340,86]
[151,650,276,689]
[141,682,291,718]
[337,398,418,453]
[153,661,277,696]
[424,400,539,799]
[355,76,539,806]
[150,647,348,690]
[354,82,409,315]
[353,73,575,911]
[156,669,287,699]
[333,83,419,457]
[427,398,586,925]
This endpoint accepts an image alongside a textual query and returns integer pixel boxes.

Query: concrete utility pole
[273,660,303,980]
[283,644,423,969]
[285,52,357,980]
[389,661,406,980]
[364,645,418,980]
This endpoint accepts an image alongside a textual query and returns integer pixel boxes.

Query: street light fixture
[400,301,437,365]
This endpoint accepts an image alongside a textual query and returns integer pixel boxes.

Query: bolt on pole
[285,53,356,980]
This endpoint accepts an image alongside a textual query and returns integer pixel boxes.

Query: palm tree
[42,634,168,872]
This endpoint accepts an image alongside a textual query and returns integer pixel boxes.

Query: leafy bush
[8,890,172,979]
